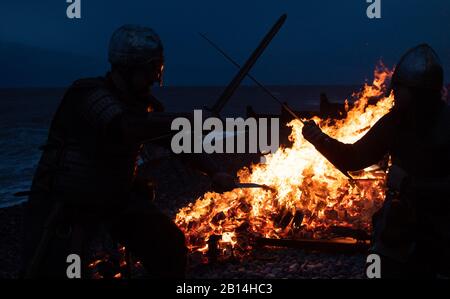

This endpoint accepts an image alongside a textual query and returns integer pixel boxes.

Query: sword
[208,14,287,116]
[199,33,354,180]
[199,32,303,123]
[143,14,287,144]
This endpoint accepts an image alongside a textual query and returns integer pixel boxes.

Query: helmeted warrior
[22,25,235,278]
[302,44,450,278]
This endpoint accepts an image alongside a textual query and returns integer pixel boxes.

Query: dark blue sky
[1,0,449,87]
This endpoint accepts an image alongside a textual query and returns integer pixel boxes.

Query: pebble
[187,249,366,279]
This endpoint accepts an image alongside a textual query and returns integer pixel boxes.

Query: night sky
[0,0,449,87]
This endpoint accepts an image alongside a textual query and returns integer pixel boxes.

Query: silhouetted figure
[22,25,235,278]
[303,44,450,279]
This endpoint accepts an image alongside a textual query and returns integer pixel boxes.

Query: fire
[175,63,395,256]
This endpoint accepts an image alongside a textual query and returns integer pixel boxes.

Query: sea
[0,85,358,208]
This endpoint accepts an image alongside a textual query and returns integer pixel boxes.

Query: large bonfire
[176,63,395,257]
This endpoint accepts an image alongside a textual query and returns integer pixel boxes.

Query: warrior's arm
[111,112,189,145]
[81,89,185,144]
[303,112,395,172]
[81,92,233,189]
[116,112,226,176]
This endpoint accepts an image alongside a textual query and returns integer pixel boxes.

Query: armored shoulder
[78,81,123,133]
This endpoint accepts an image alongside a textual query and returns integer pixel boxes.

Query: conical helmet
[390,43,443,91]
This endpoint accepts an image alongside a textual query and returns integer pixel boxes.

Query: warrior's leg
[112,201,187,278]
[22,194,72,278]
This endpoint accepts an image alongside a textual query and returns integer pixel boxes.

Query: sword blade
[209,14,287,115]
[201,32,354,180]
[199,32,303,123]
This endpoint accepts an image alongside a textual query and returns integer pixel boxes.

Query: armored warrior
[22,25,235,278]
[302,44,450,278]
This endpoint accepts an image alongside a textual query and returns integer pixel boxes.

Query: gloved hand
[302,120,326,146]
[211,172,236,193]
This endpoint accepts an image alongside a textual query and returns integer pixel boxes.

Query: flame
[176,63,394,256]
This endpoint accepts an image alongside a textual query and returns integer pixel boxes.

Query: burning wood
[175,63,394,258]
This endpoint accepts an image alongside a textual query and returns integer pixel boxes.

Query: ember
[88,245,145,279]
[176,63,394,257]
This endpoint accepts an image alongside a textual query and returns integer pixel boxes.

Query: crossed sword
[199,14,352,180]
